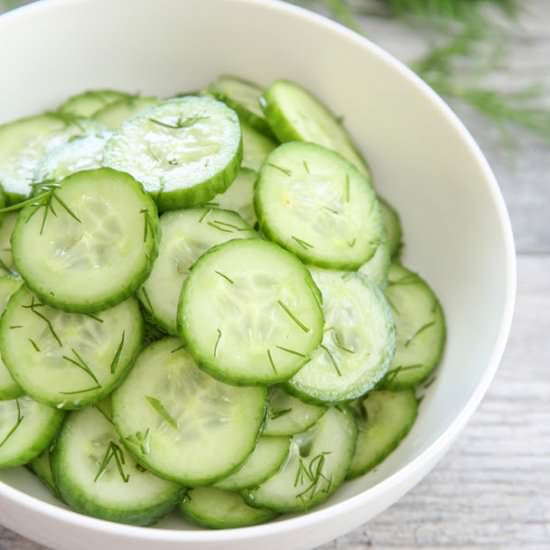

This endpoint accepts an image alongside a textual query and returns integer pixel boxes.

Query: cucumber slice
[104,97,242,210]
[34,128,110,183]
[255,142,383,270]
[0,213,17,274]
[0,113,94,202]
[347,389,417,479]
[94,96,159,130]
[383,264,446,388]
[59,90,131,118]
[30,449,59,497]
[359,240,391,287]
[208,75,273,137]
[0,396,64,468]
[0,287,143,409]
[139,208,256,334]
[181,488,276,529]
[178,239,324,385]
[241,121,277,171]
[244,406,356,513]
[12,168,159,312]
[0,187,5,240]
[260,80,369,175]
[287,270,395,403]
[380,198,402,258]
[0,277,23,400]
[263,386,325,437]
[53,406,182,525]
[112,338,266,485]
[210,168,257,226]
[214,436,290,491]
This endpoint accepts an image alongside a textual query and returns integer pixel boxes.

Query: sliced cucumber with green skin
[263,386,326,437]
[0,396,64,468]
[113,338,266,485]
[244,406,356,513]
[34,128,110,183]
[214,436,290,491]
[59,90,131,118]
[0,113,94,203]
[255,142,383,270]
[12,168,159,313]
[383,264,446,389]
[347,389,417,479]
[181,488,276,529]
[209,169,257,226]
[380,198,402,258]
[359,240,391,287]
[287,270,395,403]
[208,75,273,137]
[0,187,5,237]
[94,96,159,130]
[260,80,369,175]
[0,287,143,409]
[30,449,60,497]
[178,239,324,386]
[241,121,277,171]
[138,208,257,335]
[104,96,242,211]
[53,406,183,525]
[0,277,23,400]
[0,213,17,274]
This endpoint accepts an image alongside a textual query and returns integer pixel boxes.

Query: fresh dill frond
[292,0,549,145]
[381,0,519,19]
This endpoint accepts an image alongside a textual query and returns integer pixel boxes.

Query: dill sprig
[146,396,178,429]
[109,331,125,374]
[294,451,333,502]
[22,297,62,347]
[94,441,130,483]
[61,348,102,393]
[379,363,424,387]
[126,428,152,455]
[320,344,342,376]
[207,219,249,233]
[267,162,293,176]
[149,115,208,130]
[277,300,311,333]
[0,399,24,449]
[269,407,293,420]
[373,0,519,19]
[215,271,235,284]
[291,236,314,250]
[267,349,278,373]
[276,345,307,358]
[0,182,81,233]
[404,320,435,346]
[213,328,223,357]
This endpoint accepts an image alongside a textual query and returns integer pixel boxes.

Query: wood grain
[1,0,549,549]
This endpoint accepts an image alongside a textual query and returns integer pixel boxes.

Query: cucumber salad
[0,76,445,528]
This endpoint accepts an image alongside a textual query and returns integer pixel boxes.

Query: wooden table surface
[1,1,549,549]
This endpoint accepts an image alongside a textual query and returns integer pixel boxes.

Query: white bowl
[0,0,516,548]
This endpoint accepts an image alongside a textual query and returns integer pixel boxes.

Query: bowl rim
[0,0,516,541]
